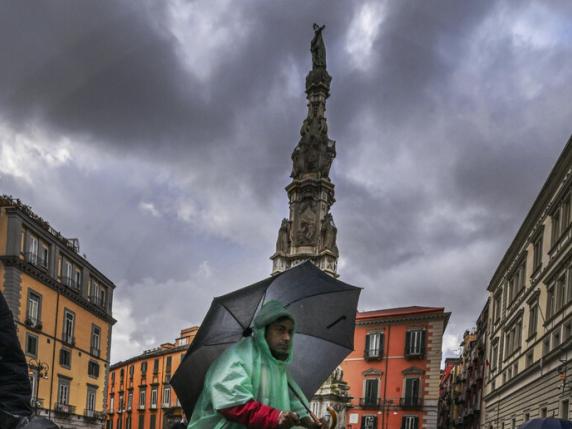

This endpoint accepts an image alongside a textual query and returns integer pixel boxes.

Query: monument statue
[321,213,338,255]
[311,23,326,69]
[275,218,291,254]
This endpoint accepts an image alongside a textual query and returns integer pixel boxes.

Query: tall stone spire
[271,24,338,277]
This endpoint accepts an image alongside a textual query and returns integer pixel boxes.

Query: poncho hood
[253,300,295,365]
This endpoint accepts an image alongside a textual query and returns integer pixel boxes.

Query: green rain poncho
[188,300,310,429]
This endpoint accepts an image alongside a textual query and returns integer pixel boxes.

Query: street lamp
[28,359,49,415]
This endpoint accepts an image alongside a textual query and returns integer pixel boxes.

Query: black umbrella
[520,419,572,429]
[171,261,361,419]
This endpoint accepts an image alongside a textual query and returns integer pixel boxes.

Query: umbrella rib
[219,302,247,330]
[295,330,354,351]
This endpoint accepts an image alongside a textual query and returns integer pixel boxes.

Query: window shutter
[420,331,426,356]
[405,331,411,355]
[379,332,385,358]
[413,416,419,429]
[365,334,371,356]
[401,416,406,429]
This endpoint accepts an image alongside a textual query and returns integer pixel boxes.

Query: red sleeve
[219,400,281,429]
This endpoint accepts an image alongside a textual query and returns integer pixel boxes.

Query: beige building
[483,136,572,428]
[0,195,116,429]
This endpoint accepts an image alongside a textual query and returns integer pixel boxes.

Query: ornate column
[271,24,339,277]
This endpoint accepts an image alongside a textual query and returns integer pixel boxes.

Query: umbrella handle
[287,383,337,428]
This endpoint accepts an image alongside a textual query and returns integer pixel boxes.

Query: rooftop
[357,306,446,320]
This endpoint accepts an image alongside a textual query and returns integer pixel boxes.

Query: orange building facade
[342,307,450,429]
[106,327,197,429]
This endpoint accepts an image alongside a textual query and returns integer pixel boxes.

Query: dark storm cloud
[2,0,572,360]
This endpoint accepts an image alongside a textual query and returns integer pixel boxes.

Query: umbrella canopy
[171,261,361,419]
[520,419,572,429]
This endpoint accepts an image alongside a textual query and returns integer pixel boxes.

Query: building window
[150,415,156,429]
[88,361,100,378]
[562,400,569,419]
[554,329,562,348]
[87,389,96,412]
[57,378,70,405]
[111,372,115,386]
[405,330,425,357]
[119,393,124,412]
[74,269,82,290]
[491,342,499,370]
[141,361,147,377]
[533,233,543,272]
[508,261,526,304]
[129,365,134,381]
[362,378,378,407]
[505,320,522,357]
[541,407,547,418]
[138,415,144,429]
[62,310,75,345]
[62,259,74,288]
[27,292,41,326]
[403,378,421,408]
[139,389,146,409]
[25,333,38,357]
[564,321,572,342]
[513,362,518,376]
[528,303,538,338]
[27,234,39,264]
[365,332,383,359]
[552,210,562,246]
[153,359,159,375]
[166,356,172,374]
[91,325,101,356]
[494,291,502,323]
[109,395,114,413]
[401,416,418,429]
[127,391,133,410]
[120,368,124,384]
[543,336,551,355]
[162,386,171,407]
[126,415,132,429]
[526,351,534,368]
[361,415,377,429]
[60,348,71,368]
[151,387,158,409]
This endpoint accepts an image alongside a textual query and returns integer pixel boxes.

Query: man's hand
[300,414,328,429]
[278,411,301,428]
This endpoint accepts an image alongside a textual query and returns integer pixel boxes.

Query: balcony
[62,335,75,346]
[91,347,100,357]
[400,397,423,410]
[150,403,157,410]
[25,252,48,270]
[61,276,80,290]
[25,317,43,330]
[359,398,381,409]
[89,295,107,309]
[405,350,425,360]
[54,403,76,415]
[84,410,106,420]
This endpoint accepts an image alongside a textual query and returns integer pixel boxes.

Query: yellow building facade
[0,195,116,429]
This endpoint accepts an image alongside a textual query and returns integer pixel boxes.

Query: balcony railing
[400,397,423,410]
[62,335,75,346]
[359,398,381,409]
[91,347,100,357]
[89,295,107,308]
[25,252,48,270]
[25,317,43,330]
[84,410,105,420]
[54,403,76,415]
[61,276,79,290]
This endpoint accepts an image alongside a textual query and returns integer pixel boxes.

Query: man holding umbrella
[188,300,327,429]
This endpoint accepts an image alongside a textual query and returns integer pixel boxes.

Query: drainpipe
[383,325,391,429]
[48,287,61,421]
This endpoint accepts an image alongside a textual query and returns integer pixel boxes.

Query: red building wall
[342,307,449,429]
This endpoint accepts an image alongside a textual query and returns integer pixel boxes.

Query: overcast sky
[2,1,572,364]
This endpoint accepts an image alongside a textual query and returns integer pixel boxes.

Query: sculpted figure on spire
[311,23,327,69]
